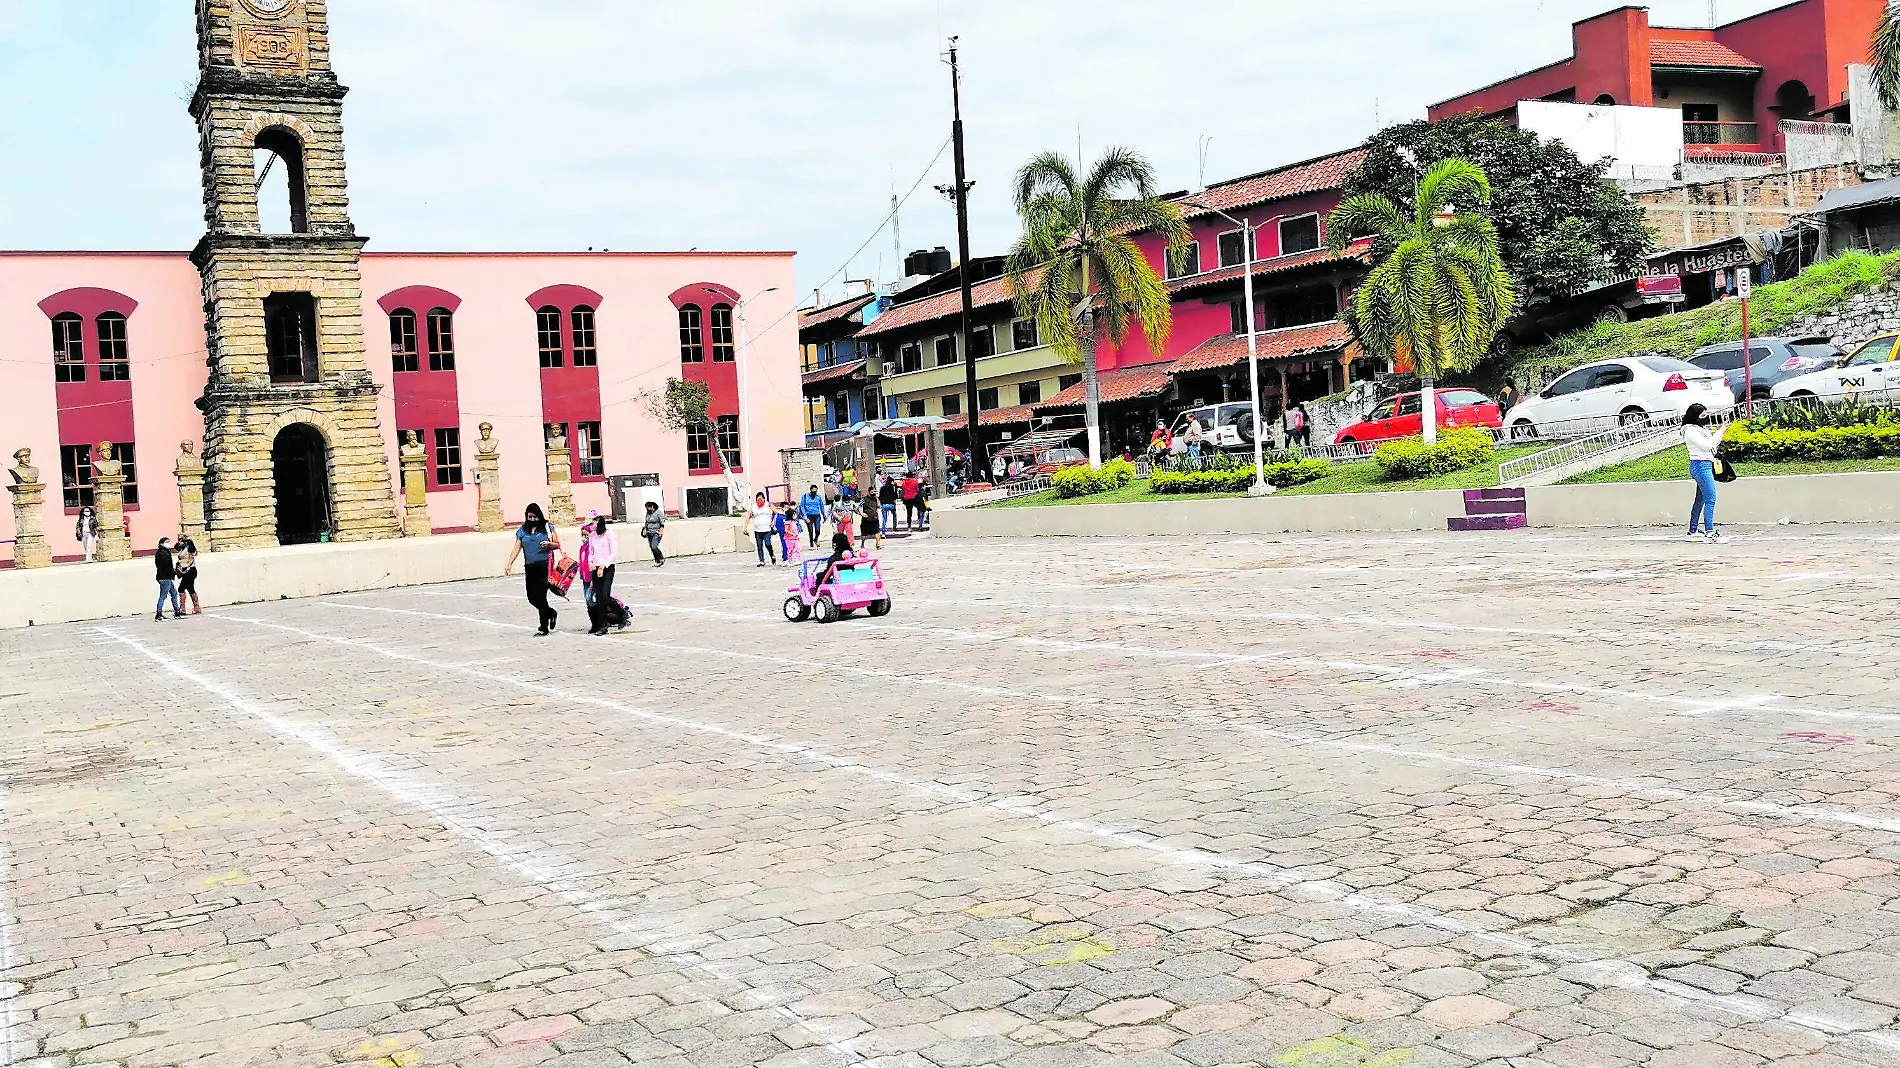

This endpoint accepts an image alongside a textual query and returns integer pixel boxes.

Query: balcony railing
[1684,121,1759,146]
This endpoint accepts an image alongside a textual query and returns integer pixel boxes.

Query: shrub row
[1754,398,1900,432]
[1722,422,1900,462]
[1051,457,1136,498]
[1150,458,1332,495]
[1373,427,1495,479]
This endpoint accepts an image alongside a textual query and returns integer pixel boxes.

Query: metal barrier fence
[1001,474,1053,499]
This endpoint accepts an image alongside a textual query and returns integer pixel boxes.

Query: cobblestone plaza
[6,528,1900,1066]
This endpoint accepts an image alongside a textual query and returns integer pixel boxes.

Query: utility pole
[947,37,987,483]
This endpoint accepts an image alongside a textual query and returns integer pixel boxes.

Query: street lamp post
[1180,201,1271,497]
[706,285,777,495]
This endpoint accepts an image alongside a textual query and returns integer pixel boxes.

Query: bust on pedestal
[400,430,433,537]
[91,441,132,562]
[174,441,209,551]
[544,423,575,526]
[7,448,52,569]
[474,422,504,533]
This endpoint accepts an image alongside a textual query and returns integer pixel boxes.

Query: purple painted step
[1464,488,1526,504]
[1448,514,1528,532]
[1465,498,1529,516]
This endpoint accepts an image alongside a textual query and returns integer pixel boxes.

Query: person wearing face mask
[153,537,183,621]
[585,515,626,635]
[75,507,100,563]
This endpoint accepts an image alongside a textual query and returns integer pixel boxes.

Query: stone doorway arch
[272,422,333,544]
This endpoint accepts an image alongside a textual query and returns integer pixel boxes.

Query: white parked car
[1769,332,1900,403]
[1504,355,1734,433]
[1170,402,1258,451]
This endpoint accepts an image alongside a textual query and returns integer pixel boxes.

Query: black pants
[525,559,556,630]
[903,499,918,528]
[803,515,821,546]
[754,531,777,564]
[588,565,622,631]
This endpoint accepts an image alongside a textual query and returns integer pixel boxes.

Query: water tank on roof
[904,249,932,277]
[928,247,953,275]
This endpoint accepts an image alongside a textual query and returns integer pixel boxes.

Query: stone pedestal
[92,444,132,562]
[175,442,209,550]
[545,429,575,527]
[7,480,52,569]
[400,433,432,537]
[474,422,503,533]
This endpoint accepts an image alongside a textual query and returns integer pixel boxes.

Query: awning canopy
[991,429,1082,459]
[845,416,950,435]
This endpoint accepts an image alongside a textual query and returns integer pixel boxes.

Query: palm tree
[1875,5,1900,111]
[1005,148,1190,468]
[1325,158,1516,445]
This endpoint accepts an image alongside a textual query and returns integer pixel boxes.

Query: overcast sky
[0,0,1811,305]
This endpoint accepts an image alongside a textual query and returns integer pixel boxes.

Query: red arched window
[710,303,735,363]
[52,313,85,383]
[571,306,598,367]
[427,308,456,372]
[537,306,564,367]
[678,304,704,364]
[389,308,418,372]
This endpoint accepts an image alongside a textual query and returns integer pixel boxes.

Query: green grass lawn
[1563,445,1900,485]
[988,446,1545,508]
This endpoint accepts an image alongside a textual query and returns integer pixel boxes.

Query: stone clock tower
[190,0,399,547]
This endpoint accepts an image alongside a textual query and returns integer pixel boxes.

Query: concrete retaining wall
[934,471,1900,539]
[0,518,747,630]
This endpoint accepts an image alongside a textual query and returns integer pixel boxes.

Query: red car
[1331,389,1502,447]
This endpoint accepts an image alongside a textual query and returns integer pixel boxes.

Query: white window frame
[1217,228,1254,268]
[1166,239,1202,279]
[1278,213,1322,255]
[1010,317,1039,351]
[934,334,959,367]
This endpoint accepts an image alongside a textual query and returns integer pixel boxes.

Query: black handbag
[1712,457,1738,483]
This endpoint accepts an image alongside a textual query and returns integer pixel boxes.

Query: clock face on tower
[243,0,291,15]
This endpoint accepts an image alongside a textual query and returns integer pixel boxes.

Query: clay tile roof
[797,293,877,332]
[1171,320,1355,376]
[1649,39,1760,70]
[858,271,1031,339]
[801,358,867,388]
[1175,149,1365,220]
[1034,362,1177,411]
[1166,239,1374,296]
[932,404,1041,432]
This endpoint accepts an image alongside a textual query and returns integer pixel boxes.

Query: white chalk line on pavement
[240,602,1900,1054]
[94,626,867,1064]
[333,599,1900,839]
[0,782,18,1068]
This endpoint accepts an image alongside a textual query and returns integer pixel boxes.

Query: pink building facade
[0,250,799,563]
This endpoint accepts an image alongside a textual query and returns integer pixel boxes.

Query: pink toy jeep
[783,555,892,623]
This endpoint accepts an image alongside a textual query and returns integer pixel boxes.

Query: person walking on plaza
[152,537,183,621]
[503,503,560,636]
[75,506,100,563]
[830,491,859,549]
[878,475,899,533]
[748,491,779,566]
[585,515,626,635]
[775,501,798,563]
[640,500,666,566]
[1182,415,1205,467]
[916,480,932,532]
[174,532,201,615]
[861,489,883,550]
[900,472,922,530]
[576,513,597,611]
[1683,404,1730,544]
[799,484,826,547]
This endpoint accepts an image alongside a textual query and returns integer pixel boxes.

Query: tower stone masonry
[191,0,398,548]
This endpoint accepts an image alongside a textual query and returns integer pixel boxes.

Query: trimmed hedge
[1721,421,1900,462]
[1151,458,1332,494]
[1373,427,1495,479]
[1051,457,1136,498]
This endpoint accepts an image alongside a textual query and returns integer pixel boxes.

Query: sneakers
[1685,531,1705,541]
[533,626,549,638]
[1706,531,1731,544]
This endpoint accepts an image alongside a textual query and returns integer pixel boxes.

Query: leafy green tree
[1004,148,1189,467]
[1875,5,1900,110]
[1344,116,1652,302]
[642,376,738,475]
[1327,159,1517,444]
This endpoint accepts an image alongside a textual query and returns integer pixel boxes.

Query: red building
[1428,0,1885,155]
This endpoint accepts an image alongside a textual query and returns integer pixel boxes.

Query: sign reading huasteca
[0,0,798,565]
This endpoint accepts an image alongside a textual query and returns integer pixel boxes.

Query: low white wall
[1528,470,1900,528]
[933,471,1900,540]
[0,519,747,630]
